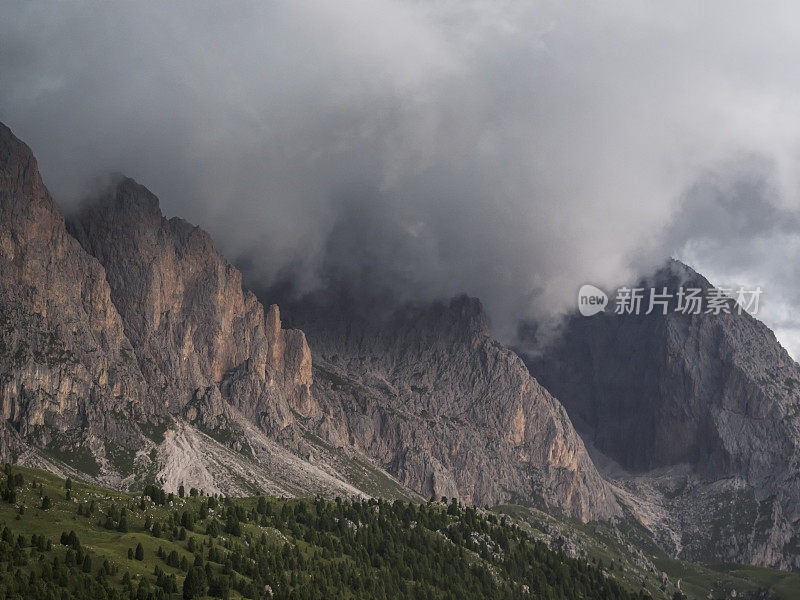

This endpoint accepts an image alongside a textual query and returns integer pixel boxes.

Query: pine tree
[183,566,207,599]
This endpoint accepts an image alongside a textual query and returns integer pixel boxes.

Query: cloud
[667,157,800,358]
[3,1,800,346]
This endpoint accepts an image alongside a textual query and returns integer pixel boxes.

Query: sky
[3,1,800,355]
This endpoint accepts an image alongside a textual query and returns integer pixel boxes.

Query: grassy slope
[0,465,644,600]
[1,465,798,599]
[0,466,200,595]
[494,503,800,600]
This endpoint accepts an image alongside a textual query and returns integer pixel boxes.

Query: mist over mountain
[5,2,800,349]
[8,3,800,597]
[5,112,800,590]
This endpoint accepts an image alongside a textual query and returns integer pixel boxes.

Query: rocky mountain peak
[111,176,161,218]
[0,123,42,196]
[0,122,367,503]
[528,259,800,567]
[439,294,490,340]
[66,174,314,429]
[15,119,800,568]
[0,123,150,462]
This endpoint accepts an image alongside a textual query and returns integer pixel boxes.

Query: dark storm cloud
[667,158,800,357]
[4,1,800,346]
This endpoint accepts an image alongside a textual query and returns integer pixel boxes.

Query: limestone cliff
[56,154,618,522]
[8,118,800,567]
[0,122,333,496]
[67,178,314,431]
[271,292,621,521]
[528,260,800,569]
[0,122,149,455]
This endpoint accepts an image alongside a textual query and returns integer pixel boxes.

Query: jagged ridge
[0,122,614,524]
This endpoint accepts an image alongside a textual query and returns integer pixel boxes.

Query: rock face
[0,122,340,496]
[271,292,620,521]
[67,178,314,431]
[528,260,800,568]
[0,122,149,451]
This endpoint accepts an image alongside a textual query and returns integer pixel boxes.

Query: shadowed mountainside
[527,260,800,568]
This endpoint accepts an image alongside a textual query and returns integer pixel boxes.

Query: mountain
[527,260,800,569]
[0,122,149,461]
[270,291,620,521]
[0,122,383,499]
[0,122,614,523]
[67,176,315,433]
[5,118,800,574]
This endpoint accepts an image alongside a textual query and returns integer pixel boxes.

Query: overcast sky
[3,1,800,354]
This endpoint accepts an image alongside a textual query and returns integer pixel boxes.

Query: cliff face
[66,178,314,431]
[0,123,149,452]
[273,293,620,521]
[56,155,619,521]
[528,260,800,568]
[6,119,800,565]
[0,123,339,496]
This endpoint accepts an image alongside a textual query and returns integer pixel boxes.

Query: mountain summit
[528,260,800,568]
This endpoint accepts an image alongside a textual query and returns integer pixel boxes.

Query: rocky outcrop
[0,122,456,506]
[53,153,617,522]
[8,118,800,565]
[528,260,800,568]
[272,292,621,521]
[0,122,150,450]
[67,177,315,432]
